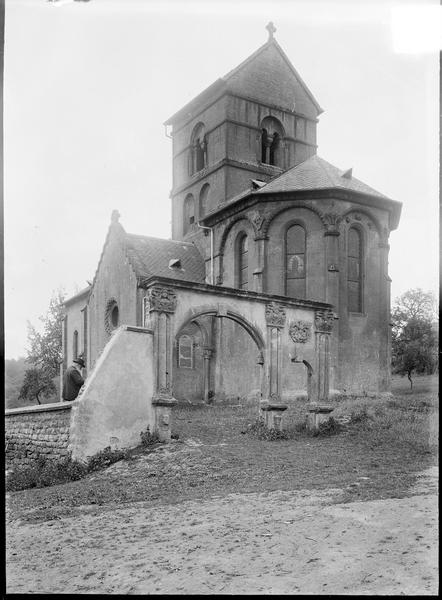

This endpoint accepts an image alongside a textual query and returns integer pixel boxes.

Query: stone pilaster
[264,302,286,402]
[323,212,341,391]
[146,285,178,441]
[313,309,334,402]
[378,228,391,391]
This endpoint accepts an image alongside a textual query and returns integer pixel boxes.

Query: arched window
[73,330,79,360]
[285,224,306,299]
[199,183,210,218]
[183,193,195,235]
[236,233,249,290]
[178,334,194,368]
[260,117,284,167]
[105,298,119,334]
[111,304,119,328]
[347,227,363,312]
[190,122,207,174]
[261,128,268,163]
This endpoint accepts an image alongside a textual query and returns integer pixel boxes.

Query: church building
[63,24,401,407]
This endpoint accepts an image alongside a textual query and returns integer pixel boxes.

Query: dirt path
[6,467,438,595]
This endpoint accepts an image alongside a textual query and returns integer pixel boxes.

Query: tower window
[236,233,249,290]
[190,122,207,174]
[285,224,306,299]
[347,227,363,312]
[260,117,284,167]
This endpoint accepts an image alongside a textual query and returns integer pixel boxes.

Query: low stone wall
[5,403,73,467]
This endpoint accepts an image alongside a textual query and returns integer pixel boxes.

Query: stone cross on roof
[266,21,276,40]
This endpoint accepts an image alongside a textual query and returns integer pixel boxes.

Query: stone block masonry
[5,403,72,467]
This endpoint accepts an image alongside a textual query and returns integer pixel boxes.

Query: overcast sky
[4,0,440,359]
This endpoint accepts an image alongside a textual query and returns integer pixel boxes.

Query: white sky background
[4,0,440,359]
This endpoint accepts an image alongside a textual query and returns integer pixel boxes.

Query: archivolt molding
[218,215,255,257]
[175,317,210,348]
[342,208,382,236]
[262,202,327,237]
[176,305,266,352]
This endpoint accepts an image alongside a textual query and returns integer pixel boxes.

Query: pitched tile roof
[124,234,206,283]
[256,155,391,200]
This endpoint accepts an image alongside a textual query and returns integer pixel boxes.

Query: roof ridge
[222,40,272,81]
[125,232,196,246]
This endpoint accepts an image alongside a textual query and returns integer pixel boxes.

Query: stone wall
[5,404,72,467]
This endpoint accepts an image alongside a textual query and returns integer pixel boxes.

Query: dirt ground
[6,465,438,595]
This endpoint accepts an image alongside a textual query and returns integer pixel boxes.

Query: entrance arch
[173,308,265,404]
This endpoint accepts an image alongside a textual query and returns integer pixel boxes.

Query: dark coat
[62,366,85,401]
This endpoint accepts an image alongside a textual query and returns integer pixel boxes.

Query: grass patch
[246,416,342,440]
[6,375,438,523]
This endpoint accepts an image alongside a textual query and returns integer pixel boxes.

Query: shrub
[313,417,342,437]
[6,455,87,492]
[87,446,129,472]
[140,426,161,447]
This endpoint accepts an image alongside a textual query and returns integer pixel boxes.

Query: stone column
[264,302,286,403]
[253,235,268,293]
[146,286,178,441]
[202,348,213,403]
[214,252,224,285]
[313,309,334,403]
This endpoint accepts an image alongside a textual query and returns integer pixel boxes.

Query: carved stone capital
[314,309,334,333]
[248,209,265,232]
[289,320,312,343]
[322,212,342,236]
[148,286,177,313]
[265,302,286,328]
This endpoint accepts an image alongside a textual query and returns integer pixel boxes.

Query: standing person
[62,356,85,401]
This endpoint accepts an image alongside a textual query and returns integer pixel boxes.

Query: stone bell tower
[165,23,323,243]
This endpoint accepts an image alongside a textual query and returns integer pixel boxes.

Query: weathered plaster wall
[5,404,72,466]
[213,317,262,402]
[69,326,155,463]
[88,226,139,369]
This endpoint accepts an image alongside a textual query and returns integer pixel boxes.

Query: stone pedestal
[306,404,334,432]
[261,403,288,431]
[152,396,177,442]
